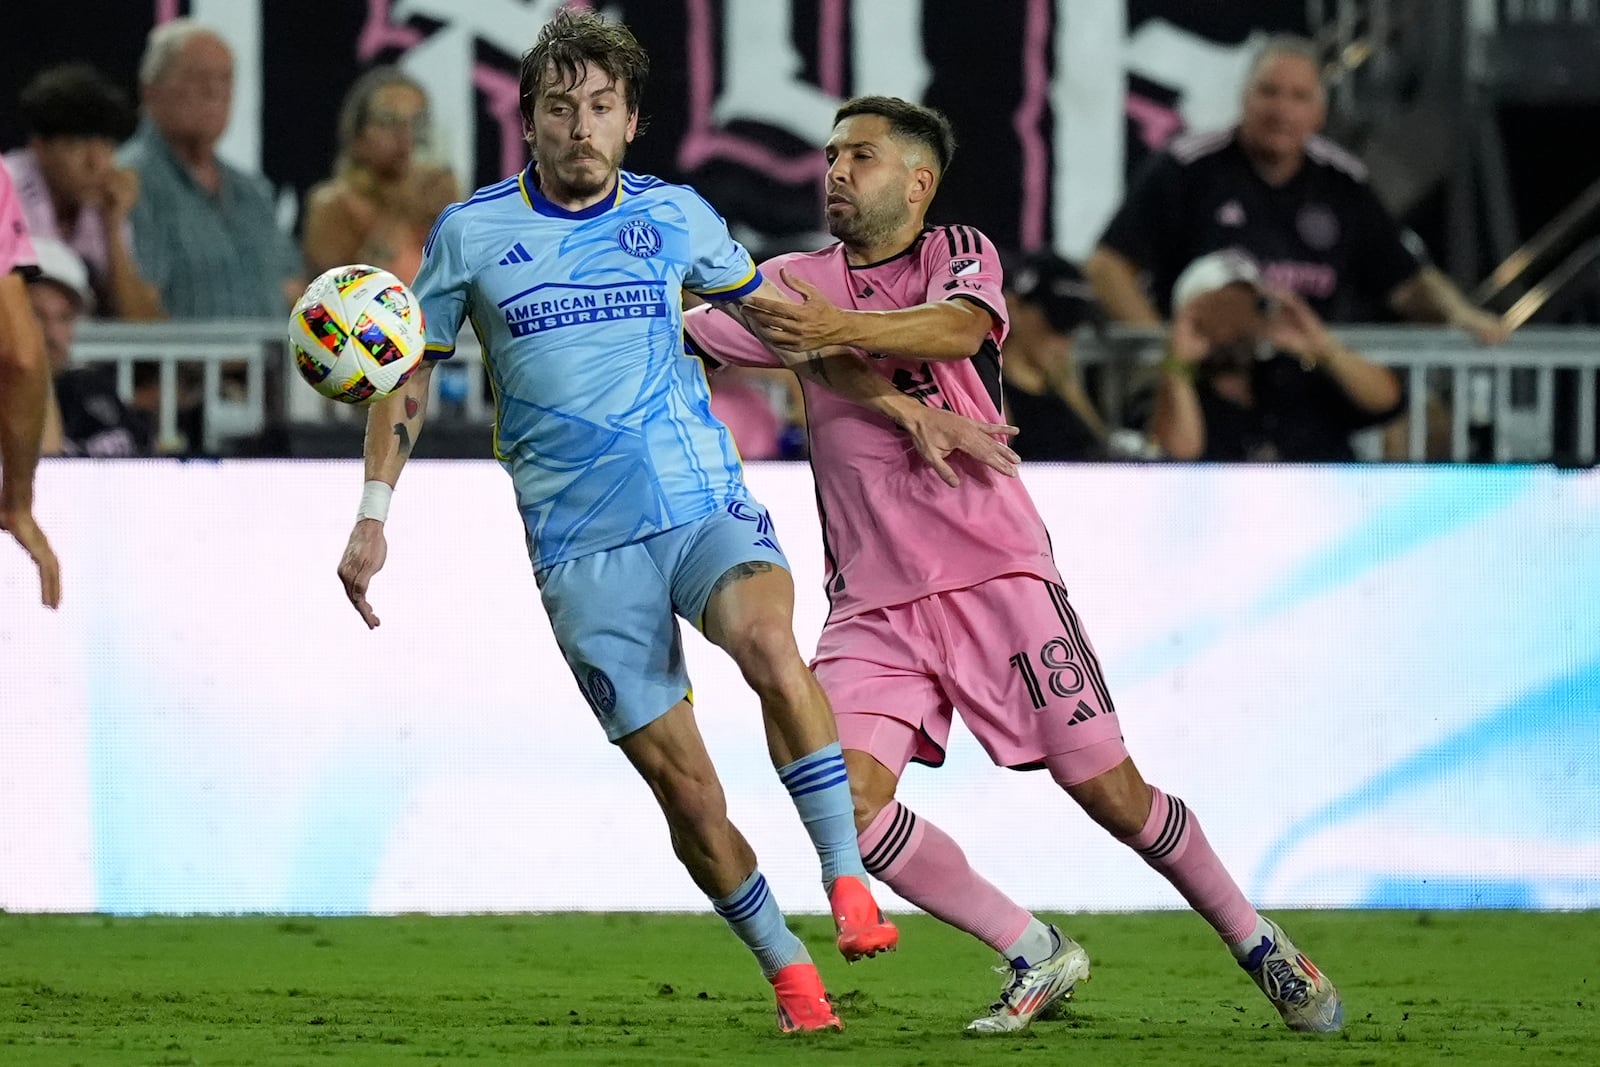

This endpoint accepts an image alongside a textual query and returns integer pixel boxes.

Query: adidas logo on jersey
[498,242,534,265]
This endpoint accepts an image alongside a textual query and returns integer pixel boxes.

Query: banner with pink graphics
[2,1,1308,258]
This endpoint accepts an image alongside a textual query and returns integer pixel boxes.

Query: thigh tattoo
[709,560,774,599]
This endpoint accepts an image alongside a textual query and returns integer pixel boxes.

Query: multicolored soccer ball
[288,265,426,405]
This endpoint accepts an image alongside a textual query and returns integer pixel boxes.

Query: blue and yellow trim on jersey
[692,264,762,302]
[519,163,627,220]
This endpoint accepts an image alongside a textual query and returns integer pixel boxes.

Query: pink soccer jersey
[0,158,38,275]
[685,225,1062,621]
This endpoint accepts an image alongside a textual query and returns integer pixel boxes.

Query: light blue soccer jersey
[413,165,763,570]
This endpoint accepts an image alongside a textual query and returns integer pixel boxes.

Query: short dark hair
[834,96,957,174]
[19,63,137,143]
[519,9,650,127]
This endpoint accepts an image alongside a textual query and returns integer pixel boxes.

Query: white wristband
[357,480,394,523]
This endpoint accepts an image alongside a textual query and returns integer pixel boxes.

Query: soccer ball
[288,264,426,405]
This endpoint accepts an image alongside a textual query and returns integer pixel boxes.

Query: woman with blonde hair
[301,66,459,282]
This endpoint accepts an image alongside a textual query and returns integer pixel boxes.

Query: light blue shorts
[536,498,790,742]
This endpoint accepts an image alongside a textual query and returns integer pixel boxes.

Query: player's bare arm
[792,354,1019,486]
[743,268,993,360]
[0,272,61,609]
[708,289,1019,484]
[337,359,436,629]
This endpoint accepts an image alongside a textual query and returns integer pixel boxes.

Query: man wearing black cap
[1001,253,1105,461]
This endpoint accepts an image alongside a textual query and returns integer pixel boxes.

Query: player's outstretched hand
[0,504,61,609]
[338,518,388,629]
[901,405,1020,487]
[742,269,848,351]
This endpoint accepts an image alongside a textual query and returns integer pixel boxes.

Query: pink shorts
[814,575,1126,782]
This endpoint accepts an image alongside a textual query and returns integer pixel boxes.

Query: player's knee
[726,618,807,699]
[844,747,898,832]
[1062,758,1152,838]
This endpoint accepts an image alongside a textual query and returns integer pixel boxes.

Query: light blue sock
[777,741,868,886]
[712,869,809,978]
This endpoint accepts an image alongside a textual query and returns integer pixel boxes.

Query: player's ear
[625,108,639,144]
[907,164,937,206]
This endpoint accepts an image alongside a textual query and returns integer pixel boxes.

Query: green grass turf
[1,910,1594,1066]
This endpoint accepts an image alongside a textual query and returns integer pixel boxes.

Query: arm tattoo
[708,560,775,600]
[805,351,834,385]
[392,422,412,455]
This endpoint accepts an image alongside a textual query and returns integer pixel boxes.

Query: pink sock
[858,801,1033,953]
[1121,787,1260,945]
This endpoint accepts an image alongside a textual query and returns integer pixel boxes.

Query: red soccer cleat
[770,962,843,1032]
[830,875,899,961]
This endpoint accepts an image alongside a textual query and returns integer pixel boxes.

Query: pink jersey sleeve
[921,224,1008,347]
[683,303,783,370]
[0,158,38,275]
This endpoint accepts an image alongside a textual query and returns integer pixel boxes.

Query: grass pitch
[1,910,1594,1065]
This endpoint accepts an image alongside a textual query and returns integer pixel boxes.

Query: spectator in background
[301,66,459,281]
[1146,250,1403,462]
[121,19,302,317]
[1085,34,1508,342]
[31,238,150,458]
[0,157,61,608]
[1000,251,1106,460]
[6,64,162,320]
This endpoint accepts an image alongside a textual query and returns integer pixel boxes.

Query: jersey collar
[520,163,625,219]
[845,228,927,271]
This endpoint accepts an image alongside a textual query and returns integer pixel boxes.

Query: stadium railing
[1080,325,1600,464]
[69,321,1599,465]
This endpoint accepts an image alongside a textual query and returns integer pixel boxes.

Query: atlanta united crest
[618,219,663,258]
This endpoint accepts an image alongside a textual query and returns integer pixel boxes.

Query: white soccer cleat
[965,927,1090,1034]
[1239,917,1343,1033]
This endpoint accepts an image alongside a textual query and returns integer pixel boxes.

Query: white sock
[1228,914,1275,964]
[1001,918,1058,968]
